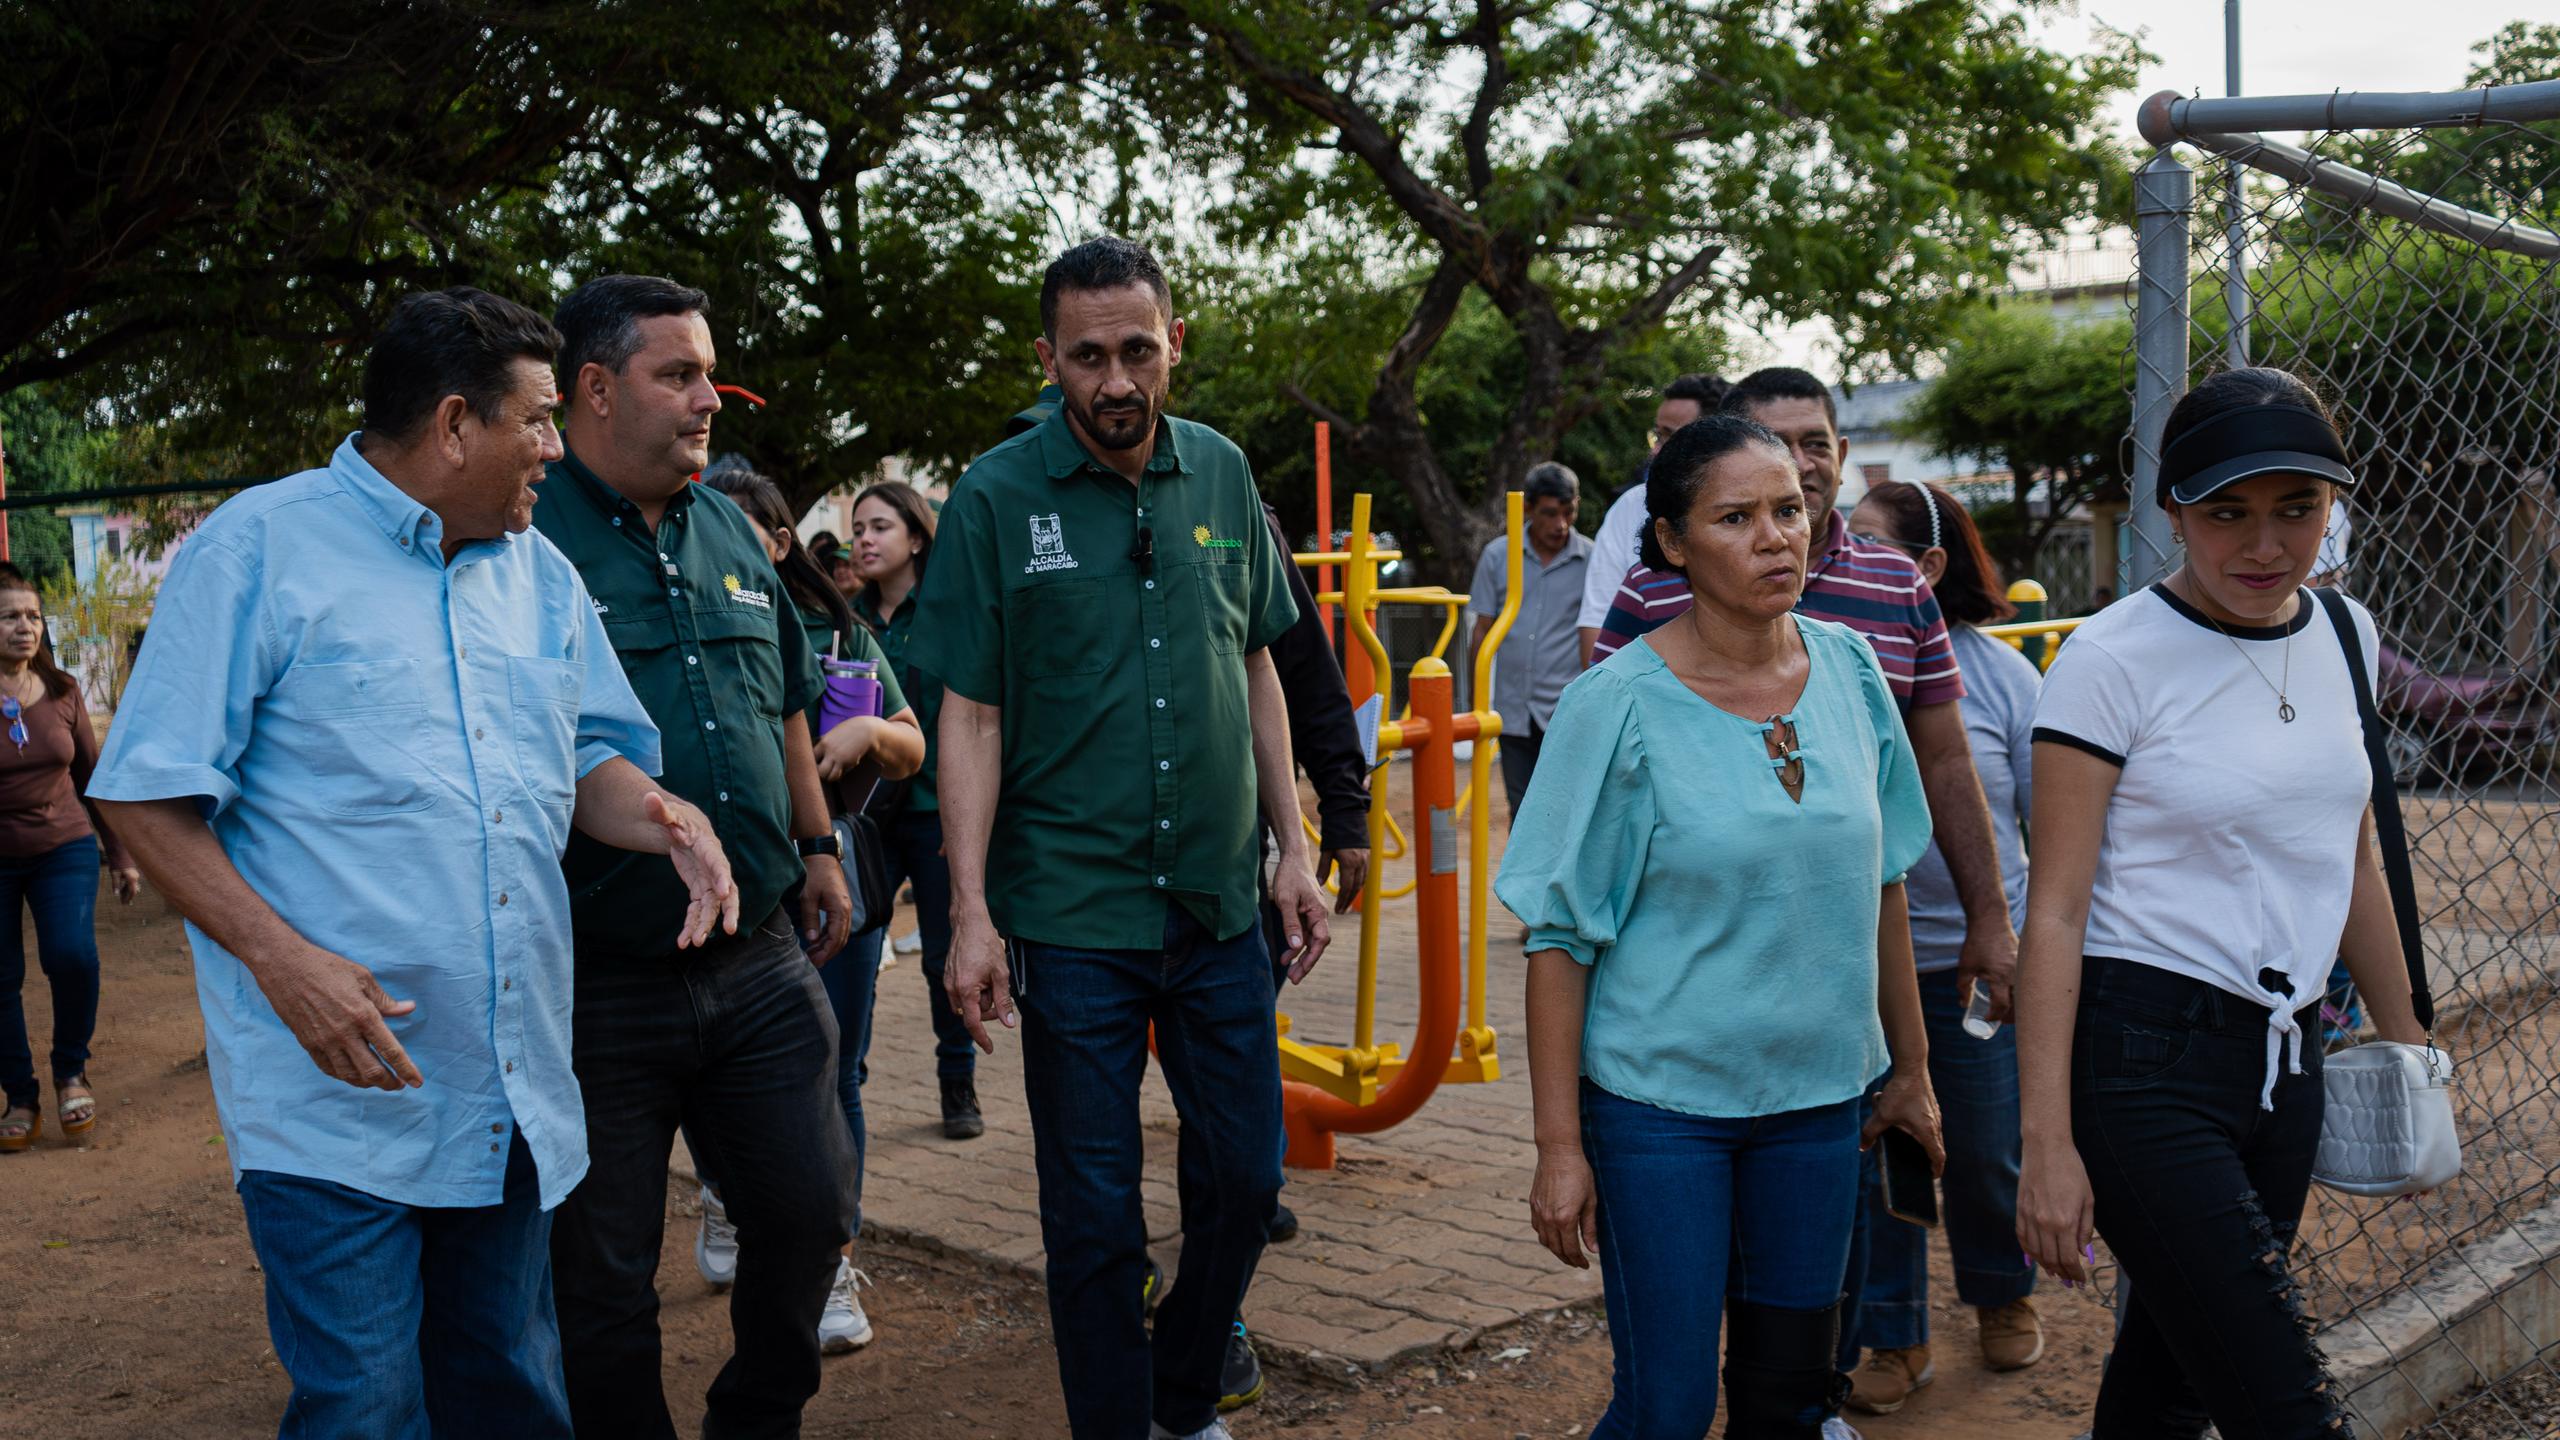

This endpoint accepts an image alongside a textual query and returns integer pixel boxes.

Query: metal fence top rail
[2139,80,2560,145]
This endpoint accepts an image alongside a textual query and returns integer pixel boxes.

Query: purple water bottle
[818,657,881,735]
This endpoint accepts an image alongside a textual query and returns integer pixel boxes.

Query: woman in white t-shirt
[2011,368,2429,1439]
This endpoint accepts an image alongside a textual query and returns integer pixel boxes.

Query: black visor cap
[2158,403,2355,507]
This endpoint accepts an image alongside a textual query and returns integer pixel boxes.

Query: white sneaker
[818,1257,874,1354]
[1822,1419,1865,1440]
[893,929,924,955]
[694,1186,738,1290]
[1149,1422,1233,1440]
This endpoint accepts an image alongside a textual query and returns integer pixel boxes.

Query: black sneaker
[940,1075,985,1140]
[1266,1202,1299,1244]
[1141,1254,1167,1316]
[1218,1323,1266,1412]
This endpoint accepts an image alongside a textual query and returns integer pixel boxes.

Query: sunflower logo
[723,574,741,593]
[1193,525,1214,547]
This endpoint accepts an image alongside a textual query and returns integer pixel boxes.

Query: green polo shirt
[910,406,1296,948]
[534,448,822,956]
[850,589,940,811]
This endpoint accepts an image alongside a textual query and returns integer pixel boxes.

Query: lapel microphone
[1131,525,1155,574]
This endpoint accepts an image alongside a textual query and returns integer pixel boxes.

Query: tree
[8,3,1083,518]
[1120,0,2141,570]
[0,388,103,584]
[1899,305,2129,579]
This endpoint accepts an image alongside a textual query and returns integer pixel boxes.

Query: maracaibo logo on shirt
[1192,525,1241,550]
[722,574,773,610]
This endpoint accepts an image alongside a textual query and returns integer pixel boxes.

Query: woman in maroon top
[0,563,138,1152]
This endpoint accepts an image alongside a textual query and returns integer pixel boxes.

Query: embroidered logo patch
[1192,524,1241,550]
[1025,513,1079,574]
[722,574,773,610]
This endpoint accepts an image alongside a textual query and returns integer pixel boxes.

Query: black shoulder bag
[2312,586,2431,1030]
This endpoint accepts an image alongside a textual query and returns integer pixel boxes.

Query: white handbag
[2314,588,2463,1198]
[2312,1042,2461,1196]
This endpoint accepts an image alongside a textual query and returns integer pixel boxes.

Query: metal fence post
[2129,150,2192,593]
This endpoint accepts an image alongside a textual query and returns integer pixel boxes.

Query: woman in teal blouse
[1496,415,1943,1439]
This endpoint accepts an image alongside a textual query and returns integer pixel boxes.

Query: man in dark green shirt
[532,275,855,1440]
[911,237,1331,1440]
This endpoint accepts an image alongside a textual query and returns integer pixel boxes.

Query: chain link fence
[2128,82,2560,1438]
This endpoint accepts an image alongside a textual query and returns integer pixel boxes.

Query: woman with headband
[2012,368,2428,1437]
[1837,481,2045,1413]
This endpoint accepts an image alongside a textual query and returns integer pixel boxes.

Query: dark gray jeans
[551,907,855,1440]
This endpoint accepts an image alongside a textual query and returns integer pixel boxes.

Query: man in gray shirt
[1468,462,1592,818]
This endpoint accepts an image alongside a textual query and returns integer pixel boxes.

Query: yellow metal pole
[1345,496,1391,1061]
[1464,492,1526,1063]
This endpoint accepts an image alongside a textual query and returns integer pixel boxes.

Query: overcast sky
[2049,0,2523,114]
[1749,1,2531,372]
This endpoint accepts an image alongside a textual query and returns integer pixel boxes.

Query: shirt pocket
[267,659,439,817]
[691,606,787,719]
[1004,578,1111,680]
[1191,557,1250,655]
[507,655,585,845]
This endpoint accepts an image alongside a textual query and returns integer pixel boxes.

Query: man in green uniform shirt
[532,274,857,1440]
[911,236,1332,1440]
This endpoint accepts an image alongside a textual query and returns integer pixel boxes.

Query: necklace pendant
[2279,700,2297,724]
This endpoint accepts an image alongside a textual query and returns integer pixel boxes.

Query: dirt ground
[3,879,2122,1439]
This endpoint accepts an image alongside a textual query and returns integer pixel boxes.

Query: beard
[1071,387,1159,454]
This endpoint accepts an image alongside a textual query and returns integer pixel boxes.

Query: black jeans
[551,908,855,1440]
[2072,956,2350,1440]
[1497,721,1545,819]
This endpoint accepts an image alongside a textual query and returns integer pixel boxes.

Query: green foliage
[0,388,102,584]
[1899,304,2130,574]
[1103,0,2144,569]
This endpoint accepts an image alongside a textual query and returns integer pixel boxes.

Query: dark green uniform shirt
[910,406,1295,949]
[849,589,939,812]
[534,448,822,956]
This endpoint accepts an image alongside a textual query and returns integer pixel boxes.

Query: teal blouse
[1494,617,1933,1118]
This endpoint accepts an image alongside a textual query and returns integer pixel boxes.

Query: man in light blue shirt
[1467,461,1593,818]
[91,288,741,1440]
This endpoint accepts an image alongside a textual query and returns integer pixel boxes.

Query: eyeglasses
[2,695,24,754]
[1854,530,1938,559]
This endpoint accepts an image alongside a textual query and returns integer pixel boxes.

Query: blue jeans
[1847,968,2036,1351]
[1581,1080,1862,1439]
[554,909,854,1440]
[235,1136,570,1440]
[882,808,971,1080]
[819,912,885,1232]
[1015,904,1284,1439]
[0,835,101,1110]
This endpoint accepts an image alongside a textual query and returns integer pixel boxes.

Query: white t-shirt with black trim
[2033,583,2378,1101]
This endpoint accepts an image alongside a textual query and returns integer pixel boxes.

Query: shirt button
[398,537,409,548]
[490,1142,501,1153]
[1149,638,1161,649]
[1158,760,1170,771]
[474,727,485,740]
[1155,698,1166,709]
[669,586,681,597]
[491,1123,505,1134]
[503,977,512,991]
[612,517,624,527]
[505,1060,515,1073]
[459,646,469,660]
[719,791,730,802]
[687,655,699,666]
[1159,820,1170,830]
[704,720,718,731]
[498,892,509,907]
[493,810,504,824]
[1145,579,1156,590]
[1155,875,1167,886]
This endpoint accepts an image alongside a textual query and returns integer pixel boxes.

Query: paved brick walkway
[833,770,1593,1369]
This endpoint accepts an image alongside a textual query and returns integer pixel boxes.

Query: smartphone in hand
[1880,1127,1941,1229]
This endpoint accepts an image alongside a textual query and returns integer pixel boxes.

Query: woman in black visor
[2009,367,2430,1438]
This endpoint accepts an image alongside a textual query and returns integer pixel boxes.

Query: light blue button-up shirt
[91,437,660,1209]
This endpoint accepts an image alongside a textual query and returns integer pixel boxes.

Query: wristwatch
[795,832,843,860]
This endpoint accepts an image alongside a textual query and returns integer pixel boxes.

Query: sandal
[58,1076,96,1137]
[0,1103,37,1153]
